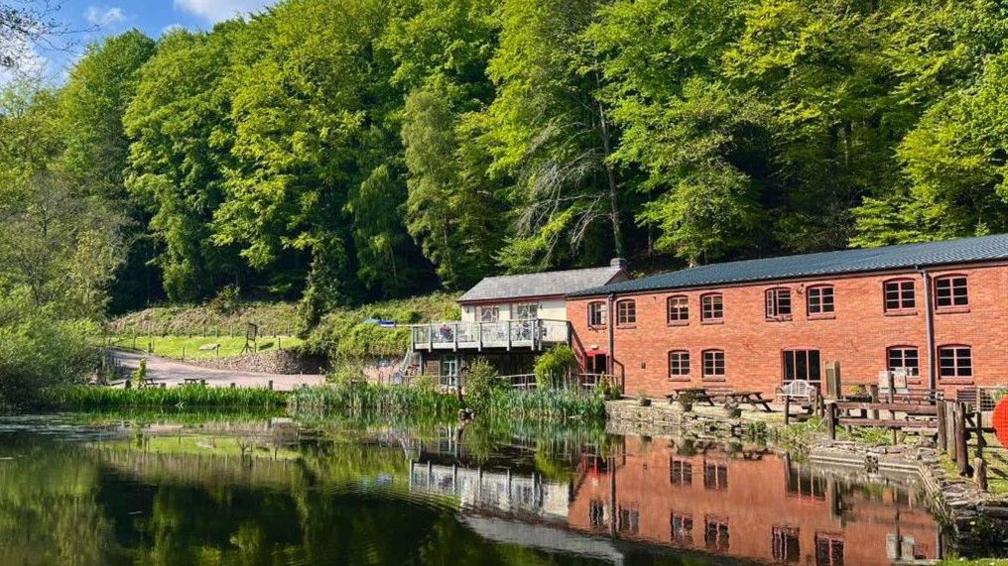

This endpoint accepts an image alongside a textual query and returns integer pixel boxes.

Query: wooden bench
[183,378,203,386]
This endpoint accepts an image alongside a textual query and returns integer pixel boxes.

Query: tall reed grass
[289,382,461,420]
[42,385,288,411]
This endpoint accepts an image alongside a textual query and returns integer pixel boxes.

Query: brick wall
[567,264,1008,397]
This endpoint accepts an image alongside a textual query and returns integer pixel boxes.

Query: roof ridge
[570,233,1008,298]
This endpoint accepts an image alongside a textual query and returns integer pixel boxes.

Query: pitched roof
[459,264,625,303]
[570,234,1008,298]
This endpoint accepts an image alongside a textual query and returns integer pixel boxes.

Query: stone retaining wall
[194,350,326,375]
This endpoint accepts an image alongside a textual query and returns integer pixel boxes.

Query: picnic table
[666,387,717,406]
[722,390,773,412]
[183,378,204,386]
[666,387,773,412]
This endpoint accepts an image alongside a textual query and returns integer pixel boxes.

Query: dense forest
[3,0,1008,327]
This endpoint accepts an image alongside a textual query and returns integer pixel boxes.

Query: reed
[41,385,288,411]
[288,382,462,419]
[481,388,607,422]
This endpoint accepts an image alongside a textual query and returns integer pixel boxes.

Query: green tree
[59,30,157,312]
[123,26,248,303]
[485,0,626,271]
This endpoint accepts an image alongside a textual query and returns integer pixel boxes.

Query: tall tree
[387,0,505,289]
[123,26,247,303]
[484,0,626,272]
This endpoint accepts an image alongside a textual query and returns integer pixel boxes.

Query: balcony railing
[410,319,570,352]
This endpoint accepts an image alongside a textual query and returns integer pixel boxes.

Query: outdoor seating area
[666,387,774,413]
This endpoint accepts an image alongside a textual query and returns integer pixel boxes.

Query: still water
[0,414,943,565]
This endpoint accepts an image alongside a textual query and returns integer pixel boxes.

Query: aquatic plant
[288,382,462,420]
[41,385,288,411]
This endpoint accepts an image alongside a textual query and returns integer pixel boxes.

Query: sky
[1,0,278,86]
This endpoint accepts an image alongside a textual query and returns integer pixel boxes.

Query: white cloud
[173,0,274,23]
[0,37,49,88]
[84,6,127,28]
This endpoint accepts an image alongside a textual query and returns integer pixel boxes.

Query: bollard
[268,380,273,391]
[783,396,791,426]
[230,382,236,389]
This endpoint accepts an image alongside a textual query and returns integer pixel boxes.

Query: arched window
[588,301,607,327]
[806,285,835,316]
[667,295,689,325]
[934,275,969,309]
[616,299,637,326]
[883,279,916,313]
[765,287,792,320]
[938,345,972,379]
[701,294,724,322]
[702,349,725,380]
[668,350,690,379]
[886,346,920,377]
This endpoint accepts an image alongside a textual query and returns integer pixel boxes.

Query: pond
[0,414,946,565]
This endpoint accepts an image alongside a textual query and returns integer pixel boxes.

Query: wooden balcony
[410,319,570,352]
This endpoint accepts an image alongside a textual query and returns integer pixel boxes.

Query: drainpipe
[919,267,937,391]
[607,293,615,377]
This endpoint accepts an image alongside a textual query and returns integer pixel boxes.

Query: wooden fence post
[936,400,947,453]
[827,402,837,440]
[784,396,791,426]
[974,457,988,491]
[955,402,970,476]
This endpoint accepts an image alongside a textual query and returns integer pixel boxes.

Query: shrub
[465,359,506,409]
[207,285,241,316]
[0,292,97,410]
[596,375,622,400]
[534,345,579,389]
[412,374,436,392]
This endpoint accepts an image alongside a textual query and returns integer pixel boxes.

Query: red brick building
[567,235,1008,398]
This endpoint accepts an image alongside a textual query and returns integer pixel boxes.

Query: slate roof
[570,234,1008,298]
[458,264,625,303]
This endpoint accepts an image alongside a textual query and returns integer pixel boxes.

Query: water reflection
[0,416,944,565]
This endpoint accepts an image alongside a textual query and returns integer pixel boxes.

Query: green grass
[302,292,460,359]
[41,385,288,411]
[108,301,300,337]
[104,334,303,360]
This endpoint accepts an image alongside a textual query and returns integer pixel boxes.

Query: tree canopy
[3,0,1008,322]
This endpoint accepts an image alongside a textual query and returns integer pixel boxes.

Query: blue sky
[3,0,278,85]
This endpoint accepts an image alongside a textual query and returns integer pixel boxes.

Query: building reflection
[411,433,941,565]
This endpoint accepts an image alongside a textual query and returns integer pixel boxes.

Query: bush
[534,345,579,389]
[207,285,242,316]
[465,359,506,409]
[596,375,622,400]
[0,292,97,410]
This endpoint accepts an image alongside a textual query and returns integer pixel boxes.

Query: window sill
[702,376,726,382]
[667,321,690,327]
[807,313,836,320]
[939,378,974,386]
[936,306,970,315]
[765,316,793,323]
[588,325,607,331]
[616,324,637,330]
[884,310,918,317]
[701,319,725,325]
[668,376,692,382]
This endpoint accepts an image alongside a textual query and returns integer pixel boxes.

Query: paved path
[109,350,326,391]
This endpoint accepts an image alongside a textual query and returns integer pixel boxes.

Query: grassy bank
[107,292,460,363]
[42,385,288,412]
[104,335,304,360]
